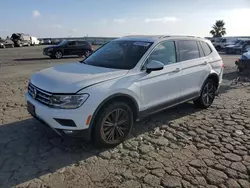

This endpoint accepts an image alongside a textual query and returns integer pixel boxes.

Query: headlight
[0,43,3,46]
[50,94,89,109]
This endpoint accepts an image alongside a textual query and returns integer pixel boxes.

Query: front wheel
[193,79,216,108]
[54,51,63,59]
[92,102,134,148]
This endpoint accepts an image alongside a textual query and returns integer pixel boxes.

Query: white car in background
[26,35,223,147]
[30,36,40,46]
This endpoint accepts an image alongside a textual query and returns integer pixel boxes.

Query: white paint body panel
[26,36,223,131]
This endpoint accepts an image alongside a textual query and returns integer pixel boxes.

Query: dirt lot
[0,46,250,188]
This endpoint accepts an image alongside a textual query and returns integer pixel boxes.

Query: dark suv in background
[43,40,94,59]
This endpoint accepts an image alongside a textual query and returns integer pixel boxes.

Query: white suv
[26,35,223,147]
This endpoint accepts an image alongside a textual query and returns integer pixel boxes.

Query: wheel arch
[206,73,219,89]
[199,73,219,97]
[89,93,139,131]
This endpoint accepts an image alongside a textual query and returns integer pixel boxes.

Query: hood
[233,45,242,49]
[44,45,58,49]
[30,62,129,93]
[225,44,237,48]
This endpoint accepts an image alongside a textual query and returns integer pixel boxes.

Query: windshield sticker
[133,42,150,47]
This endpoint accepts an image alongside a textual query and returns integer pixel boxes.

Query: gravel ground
[1,46,250,188]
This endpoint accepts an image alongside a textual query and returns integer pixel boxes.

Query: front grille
[28,83,52,106]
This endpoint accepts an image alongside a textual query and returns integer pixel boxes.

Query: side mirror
[146,60,164,73]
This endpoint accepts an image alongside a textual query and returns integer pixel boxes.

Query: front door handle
[173,68,181,73]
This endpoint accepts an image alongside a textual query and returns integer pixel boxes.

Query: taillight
[90,45,94,51]
[222,63,224,68]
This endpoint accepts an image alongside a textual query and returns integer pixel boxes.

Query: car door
[139,40,182,111]
[64,41,77,55]
[177,40,211,101]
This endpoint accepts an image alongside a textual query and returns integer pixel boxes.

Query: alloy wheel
[55,51,62,59]
[101,109,130,144]
[202,82,215,106]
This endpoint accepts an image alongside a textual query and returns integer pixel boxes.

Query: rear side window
[200,41,212,56]
[178,40,200,61]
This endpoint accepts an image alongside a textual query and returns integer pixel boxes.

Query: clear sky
[0,0,249,38]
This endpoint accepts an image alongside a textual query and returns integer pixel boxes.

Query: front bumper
[25,93,93,140]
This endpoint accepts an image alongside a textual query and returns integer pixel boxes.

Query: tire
[84,50,92,58]
[193,79,216,109]
[92,102,134,148]
[236,49,241,54]
[54,51,63,59]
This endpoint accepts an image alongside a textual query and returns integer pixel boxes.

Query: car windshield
[57,40,68,46]
[83,40,153,70]
[237,41,245,45]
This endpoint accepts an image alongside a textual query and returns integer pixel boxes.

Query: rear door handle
[202,61,208,65]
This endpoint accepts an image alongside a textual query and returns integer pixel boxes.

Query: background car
[51,39,62,45]
[30,36,40,46]
[233,39,250,54]
[10,33,31,47]
[43,40,94,59]
[0,38,14,48]
[235,50,250,72]
[225,39,250,54]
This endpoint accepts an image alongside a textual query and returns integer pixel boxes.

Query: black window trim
[197,41,205,57]
[200,41,213,56]
[176,39,208,62]
[140,39,178,71]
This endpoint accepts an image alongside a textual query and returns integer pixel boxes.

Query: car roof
[115,35,205,43]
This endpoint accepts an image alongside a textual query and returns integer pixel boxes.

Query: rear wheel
[193,79,216,108]
[84,50,92,58]
[54,51,63,59]
[92,102,134,148]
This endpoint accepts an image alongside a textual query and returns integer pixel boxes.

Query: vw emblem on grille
[32,88,37,99]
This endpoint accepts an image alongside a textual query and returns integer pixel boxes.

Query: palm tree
[210,20,226,37]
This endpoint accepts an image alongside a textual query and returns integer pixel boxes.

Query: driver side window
[148,41,177,66]
[68,41,76,46]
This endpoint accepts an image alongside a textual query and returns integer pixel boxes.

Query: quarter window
[178,40,200,61]
[201,41,212,56]
[148,41,176,66]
